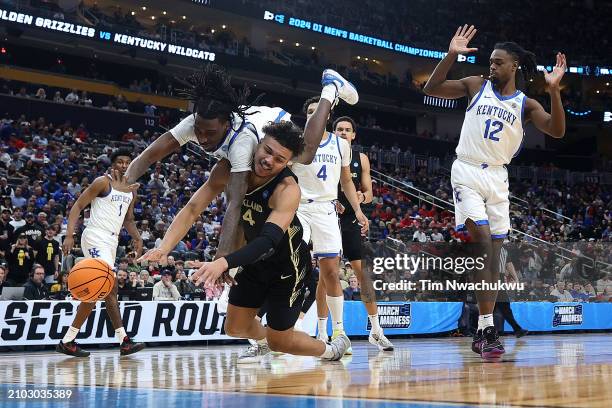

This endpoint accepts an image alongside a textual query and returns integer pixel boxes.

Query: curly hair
[493,42,538,86]
[177,64,263,130]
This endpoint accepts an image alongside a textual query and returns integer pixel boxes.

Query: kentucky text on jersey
[311,153,338,164]
[110,194,132,204]
[476,105,518,126]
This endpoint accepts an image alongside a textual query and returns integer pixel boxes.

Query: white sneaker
[237,343,270,364]
[369,331,394,351]
[321,69,359,105]
[322,332,351,361]
[332,329,352,355]
[216,283,230,315]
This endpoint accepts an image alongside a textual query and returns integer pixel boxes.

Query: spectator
[65,89,79,104]
[49,272,68,295]
[138,270,154,287]
[7,233,34,284]
[152,270,180,300]
[9,207,25,230]
[79,91,93,107]
[430,227,444,242]
[127,271,140,289]
[596,274,612,294]
[116,269,130,296]
[52,91,64,103]
[35,226,60,284]
[174,269,196,297]
[23,264,48,300]
[343,275,361,300]
[15,212,44,245]
[11,186,27,208]
[35,88,47,100]
[0,208,14,252]
[412,225,427,242]
[550,281,573,301]
[0,265,8,293]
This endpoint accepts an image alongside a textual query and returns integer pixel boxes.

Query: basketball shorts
[340,212,363,261]
[229,243,311,331]
[450,159,510,238]
[297,201,342,258]
[80,227,118,268]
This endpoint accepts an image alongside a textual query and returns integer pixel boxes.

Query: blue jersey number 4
[317,165,328,181]
[484,119,503,141]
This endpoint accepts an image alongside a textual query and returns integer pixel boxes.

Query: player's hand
[335,201,345,214]
[448,24,478,55]
[109,169,140,194]
[191,257,232,287]
[357,191,366,204]
[544,52,566,90]
[355,210,369,235]
[137,248,168,265]
[62,236,74,255]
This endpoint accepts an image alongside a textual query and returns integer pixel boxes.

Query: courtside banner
[0,301,229,346]
[504,302,612,332]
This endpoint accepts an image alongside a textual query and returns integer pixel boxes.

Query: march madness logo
[367,303,411,329]
[553,305,583,327]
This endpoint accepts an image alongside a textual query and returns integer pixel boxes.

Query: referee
[495,244,528,337]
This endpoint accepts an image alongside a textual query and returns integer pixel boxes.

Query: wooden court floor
[1,333,611,407]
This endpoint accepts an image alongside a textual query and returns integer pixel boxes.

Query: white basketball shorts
[450,159,510,238]
[297,201,342,258]
[80,227,118,268]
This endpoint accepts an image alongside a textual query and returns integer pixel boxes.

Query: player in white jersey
[424,25,566,361]
[292,97,368,351]
[57,148,145,357]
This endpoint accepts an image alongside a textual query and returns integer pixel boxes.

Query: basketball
[67,259,115,303]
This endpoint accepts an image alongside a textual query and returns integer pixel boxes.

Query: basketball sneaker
[317,332,330,343]
[120,337,146,356]
[332,329,352,355]
[480,326,505,362]
[471,330,484,354]
[368,331,394,351]
[237,343,271,364]
[216,283,230,315]
[321,69,359,105]
[56,340,90,357]
[322,332,351,361]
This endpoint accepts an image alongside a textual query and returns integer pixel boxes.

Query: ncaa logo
[263,10,285,24]
[262,190,269,199]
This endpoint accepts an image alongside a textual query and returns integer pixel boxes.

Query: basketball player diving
[57,148,145,357]
[423,25,566,361]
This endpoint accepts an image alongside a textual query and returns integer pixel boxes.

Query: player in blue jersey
[424,25,566,361]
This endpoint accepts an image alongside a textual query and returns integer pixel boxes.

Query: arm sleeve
[169,115,198,146]
[224,222,284,269]
[228,132,258,173]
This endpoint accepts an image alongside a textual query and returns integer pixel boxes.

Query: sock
[320,343,335,359]
[326,295,344,333]
[368,314,382,334]
[478,314,494,331]
[62,326,79,343]
[115,327,127,343]
[317,317,328,337]
[320,84,338,105]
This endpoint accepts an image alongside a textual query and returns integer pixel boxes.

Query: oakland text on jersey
[475,105,518,126]
[311,153,339,164]
[242,199,263,213]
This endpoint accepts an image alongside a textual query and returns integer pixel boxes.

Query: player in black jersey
[192,121,351,361]
[332,116,393,351]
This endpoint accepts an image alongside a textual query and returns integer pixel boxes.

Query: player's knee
[223,321,246,338]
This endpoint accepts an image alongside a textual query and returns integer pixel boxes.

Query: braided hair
[493,42,537,88]
[177,64,263,130]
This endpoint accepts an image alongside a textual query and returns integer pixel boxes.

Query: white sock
[62,326,79,343]
[478,314,494,331]
[115,327,127,343]
[317,317,328,337]
[326,295,344,332]
[320,84,338,105]
[320,343,335,359]
[369,314,382,334]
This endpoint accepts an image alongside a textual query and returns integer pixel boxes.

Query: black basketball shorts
[340,213,363,262]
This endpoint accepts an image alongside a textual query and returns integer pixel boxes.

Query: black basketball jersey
[240,167,304,264]
[337,149,362,215]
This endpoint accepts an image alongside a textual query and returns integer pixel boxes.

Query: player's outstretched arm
[62,177,108,255]
[359,153,374,204]
[295,99,334,165]
[138,159,231,263]
[192,179,301,287]
[215,170,250,258]
[125,132,181,183]
[423,25,483,99]
[525,52,566,139]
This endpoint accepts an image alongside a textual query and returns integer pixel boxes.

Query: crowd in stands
[0,107,610,305]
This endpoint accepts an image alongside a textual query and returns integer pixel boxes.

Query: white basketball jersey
[456,80,526,166]
[170,106,291,173]
[87,177,133,235]
[292,132,351,202]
